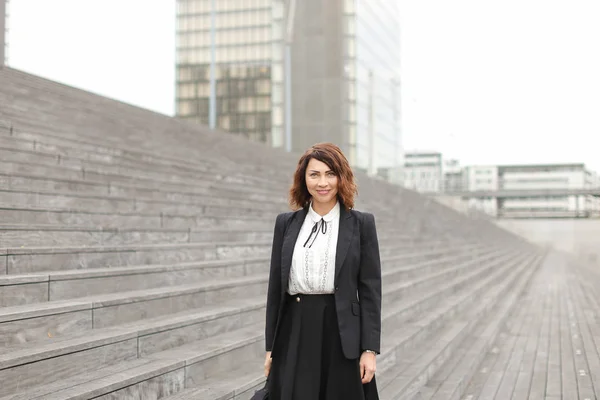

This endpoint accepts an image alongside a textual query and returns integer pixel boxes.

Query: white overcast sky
[7,0,600,172]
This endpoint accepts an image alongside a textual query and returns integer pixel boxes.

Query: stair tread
[0,276,265,323]
[0,296,265,369]
[378,254,538,399]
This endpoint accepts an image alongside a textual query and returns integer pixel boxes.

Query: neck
[312,199,337,216]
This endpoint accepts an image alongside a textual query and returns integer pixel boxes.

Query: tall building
[175,0,403,182]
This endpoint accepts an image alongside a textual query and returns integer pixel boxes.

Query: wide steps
[1,240,273,274]
[0,249,532,399]
[0,66,546,400]
[0,203,275,230]
[0,233,446,275]
[0,245,486,346]
[378,252,541,399]
[166,250,539,400]
[0,322,263,400]
[0,223,273,247]
[0,138,283,189]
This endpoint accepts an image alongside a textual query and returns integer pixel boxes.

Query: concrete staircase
[0,66,544,399]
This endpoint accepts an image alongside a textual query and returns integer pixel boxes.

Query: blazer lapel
[280,207,308,291]
[335,206,354,284]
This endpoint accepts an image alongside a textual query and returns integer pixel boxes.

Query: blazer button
[335,287,339,291]
[296,296,301,302]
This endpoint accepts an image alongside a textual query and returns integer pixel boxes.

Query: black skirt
[269,293,379,400]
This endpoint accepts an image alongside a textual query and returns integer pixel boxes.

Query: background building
[403,151,443,193]
[442,159,463,193]
[175,0,403,183]
[407,155,600,218]
[458,163,599,218]
[175,0,278,144]
[462,165,499,215]
[497,163,598,218]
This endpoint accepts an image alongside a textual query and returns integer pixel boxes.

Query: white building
[462,165,500,215]
[409,155,600,218]
[404,152,442,193]
[465,163,599,218]
[443,159,463,193]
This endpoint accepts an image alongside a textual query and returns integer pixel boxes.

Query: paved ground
[461,251,600,400]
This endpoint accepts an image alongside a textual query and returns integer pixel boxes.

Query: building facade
[497,164,598,218]
[462,165,499,215]
[458,163,599,218]
[442,159,463,193]
[176,0,279,144]
[403,152,443,193]
[175,0,403,183]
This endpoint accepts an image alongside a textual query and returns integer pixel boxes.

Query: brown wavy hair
[289,143,358,210]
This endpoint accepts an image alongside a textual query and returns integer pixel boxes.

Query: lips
[316,190,330,195]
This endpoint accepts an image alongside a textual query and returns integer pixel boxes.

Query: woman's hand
[360,351,377,384]
[264,351,272,377]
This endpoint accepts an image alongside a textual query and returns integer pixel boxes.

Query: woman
[263,142,381,400]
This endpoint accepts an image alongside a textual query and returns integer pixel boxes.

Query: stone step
[163,250,536,400]
[377,252,541,400]
[0,150,284,197]
[0,162,287,208]
[0,256,268,307]
[415,254,544,400]
[0,224,274,247]
[0,243,489,307]
[0,102,291,181]
[0,247,518,399]
[0,185,284,217]
[0,201,404,232]
[0,357,186,400]
[0,320,264,399]
[162,363,264,400]
[434,268,543,400]
[165,250,513,400]
[0,123,279,187]
[0,276,267,352]
[0,78,291,161]
[1,233,447,275]
[0,122,396,223]
[376,251,532,390]
[1,240,272,274]
[0,245,491,348]
[0,79,290,160]
[0,133,210,175]
[0,135,286,187]
[382,248,507,310]
[0,203,277,229]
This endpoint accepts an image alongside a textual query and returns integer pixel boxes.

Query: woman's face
[305,158,339,207]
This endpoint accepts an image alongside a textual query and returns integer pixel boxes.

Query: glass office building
[176,0,402,182]
[348,0,402,180]
[176,0,285,144]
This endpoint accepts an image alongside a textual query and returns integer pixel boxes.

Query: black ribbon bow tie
[303,218,327,248]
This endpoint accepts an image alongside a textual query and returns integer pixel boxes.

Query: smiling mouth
[317,190,330,194]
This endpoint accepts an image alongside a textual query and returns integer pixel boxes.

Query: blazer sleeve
[265,212,285,352]
[358,212,382,353]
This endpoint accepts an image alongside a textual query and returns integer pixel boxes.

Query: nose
[318,175,328,187]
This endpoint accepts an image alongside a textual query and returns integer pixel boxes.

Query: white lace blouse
[288,201,340,295]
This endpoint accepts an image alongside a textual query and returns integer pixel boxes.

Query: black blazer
[265,204,382,360]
